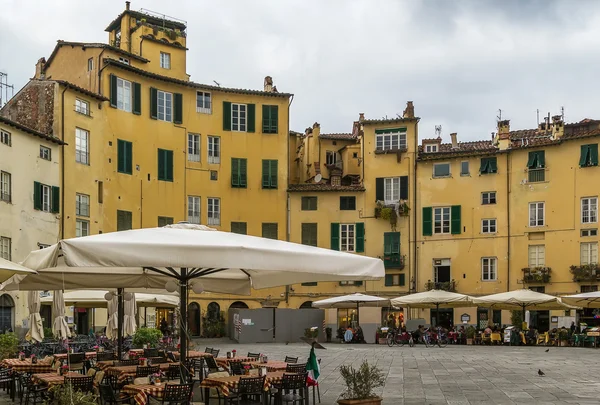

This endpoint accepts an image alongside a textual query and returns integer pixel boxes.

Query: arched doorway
[188,302,200,336]
[0,294,14,332]
[207,302,221,320]
[203,302,223,338]
[229,301,249,309]
[299,301,314,309]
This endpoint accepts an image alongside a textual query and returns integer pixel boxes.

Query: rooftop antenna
[434,125,442,138]
[536,109,540,126]
[561,106,564,121]
[0,72,14,108]
[213,80,221,87]
[497,109,502,121]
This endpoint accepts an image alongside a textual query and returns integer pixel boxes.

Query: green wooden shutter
[150,87,158,119]
[356,281,363,286]
[488,157,498,173]
[399,274,406,286]
[132,82,141,115]
[451,205,461,235]
[375,178,384,201]
[383,232,392,255]
[33,181,41,210]
[400,176,408,200]
[385,275,393,286]
[537,151,545,168]
[223,102,231,131]
[51,186,60,213]
[580,145,590,167]
[262,160,270,188]
[158,149,164,180]
[527,152,537,168]
[422,207,432,236]
[591,144,599,166]
[125,142,132,174]
[166,150,173,181]
[391,232,400,254]
[479,158,490,173]
[271,105,278,133]
[117,140,125,173]
[231,158,239,187]
[270,160,277,188]
[109,74,118,108]
[330,223,339,251]
[173,93,183,124]
[262,105,270,133]
[240,158,247,187]
[355,222,365,253]
[247,104,255,133]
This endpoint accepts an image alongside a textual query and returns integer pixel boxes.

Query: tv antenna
[0,72,14,108]
[497,109,502,121]
[536,109,540,126]
[561,106,564,121]
[213,80,221,87]
[434,125,442,137]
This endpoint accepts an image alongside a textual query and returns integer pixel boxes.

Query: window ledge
[196,108,212,114]
[374,148,407,155]
[460,173,470,177]
[433,175,452,179]
[481,279,498,282]
[75,110,92,118]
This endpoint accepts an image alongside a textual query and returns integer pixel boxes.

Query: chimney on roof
[359,113,365,122]
[403,101,415,119]
[497,120,510,139]
[264,76,273,93]
[552,114,564,139]
[450,133,458,149]
[34,57,46,79]
[125,1,130,10]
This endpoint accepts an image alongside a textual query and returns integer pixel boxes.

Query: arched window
[229,301,249,309]
[207,302,220,321]
[188,302,201,336]
[299,301,314,309]
[0,294,15,332]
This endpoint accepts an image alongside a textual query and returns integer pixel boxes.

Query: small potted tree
[465,326,476,345]
[325,327,332,343]
[337,360,385,405]
[558,329,569,347]
[132,327,163,349]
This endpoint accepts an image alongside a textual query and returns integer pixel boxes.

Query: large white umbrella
[123,293,137,337]
[40,290,179,308]
[562,291,600,308]
[391,290,475,326]
[26,291,44,342]
[312,293,389,325]
[106,294,119,339]
[0,257,37,282]
[52,290,71,340]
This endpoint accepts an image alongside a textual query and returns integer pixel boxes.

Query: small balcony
[570,264,600,282]
[528,168,546,183]
[325,161,343,171]
[425,280,456,292]
[383,254,405,270]
[522,267,551,283]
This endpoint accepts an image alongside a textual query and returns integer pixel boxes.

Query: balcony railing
[383,254,405,270]
[425,280,456,292]
[325,161,343,171]
[528,168,545,183]
[522,267,551,283]
[570,264,600,282]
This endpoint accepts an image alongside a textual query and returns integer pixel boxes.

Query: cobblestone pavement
[2,340,599,404]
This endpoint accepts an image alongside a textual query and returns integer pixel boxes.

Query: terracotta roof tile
[361,117,419,125]
[0,116,66,145]
[288,184,365,192]
[418,140,497,160]
[105,10,187,32]
[52,80,108,102]
[45,41,149,69]
[319,133,356,140]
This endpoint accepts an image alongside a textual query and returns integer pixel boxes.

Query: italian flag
[306,347,320,382]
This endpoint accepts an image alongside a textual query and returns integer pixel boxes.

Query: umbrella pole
[179,269,188,383]
[522,304,526,330]
[356,302,360,326]
[117,288,124,360]
[436,303,439,328]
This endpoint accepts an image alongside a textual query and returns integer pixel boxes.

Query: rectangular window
[383,177,400,204]
[75,193,90,217]
[39,146,51,161]
[160,52,171,69]
[340,224,355,252]
[231,158,247,188]
[529,202,545,227]
[433,163,450,178]
[116,78,132,112]
[41,184,51,212]
[262,105,278,134]
[34,182,58,213]
[157,90,173,122]
[582,229,598,237]
[0,130,10,146]
[188,196,200,224]
[301,197,317,211]
[460,161,469,176]
[75,99,90,116]
[98,181,103,204]
[479,157,498,174]
[262,160,278,189]
[207,197,220,226]
[75,128,89,165]
[87,58,93,71]
[0,237,11,260]
[232,103,247,132]
[339,281,363,286]
[157,149,174,182]
[325,151,338,166]
[384,274,405,287]
[482,192,496,205]
[188,133,200,162]
[582,285,599,293]
[208,136,220,164]
[482,257,497,281]
[116,210,132,231]
[433,207,451,234]
[375,128,407,151]
[527,151,546,182]
[158,216,173,227]
[582,197,598,224]
[528,245,545,268]
[383,232,401,268]
[117,139,133,175]
[482,219,496,234]
[579,144,599,167]
[118,57,130,65]
[262,223,278,239]
[196,91,212,113]
[425,144,438,153]
[581,242,598,265]
[75,219,89,237]
[340,196,356,210]
[301,223,317,246]
[231,222,247,235]
[0,172,11,203]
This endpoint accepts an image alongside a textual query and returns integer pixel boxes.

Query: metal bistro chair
[204,356,226,375]
[103,369,123,391]
[135,366,159,378]
[98,383,132,405]
[114,359,138,367]
[65,375,94,393]
[229,360,244,376]
[274,372,308,405]
[166,364,181,381]
[210,349,220,358]
[20,374,48,405]
[97,352,117,362]
[204,347,214,354]
[247,352,260,359]
[148,382,194,405]
[285,364,306,373]
[67,352,86,374]
[284,356,298,364]
[227,375,265,405]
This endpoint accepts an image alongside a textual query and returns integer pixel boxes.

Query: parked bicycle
[386,328,415,347]
[423,327,448,348]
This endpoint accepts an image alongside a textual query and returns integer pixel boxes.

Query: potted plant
[132,327,163,348]
[326,327,332,343]
[50,383,97,405]
[304,327,319,339]
[374,201,383,218]
[466,326,476,345]
[0,333,19,360]
[559,329,569,347]
[338,360,385,405]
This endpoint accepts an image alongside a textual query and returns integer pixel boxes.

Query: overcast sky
[2,0,600,142]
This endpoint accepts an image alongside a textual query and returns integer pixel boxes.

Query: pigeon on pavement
[538,369,545,376]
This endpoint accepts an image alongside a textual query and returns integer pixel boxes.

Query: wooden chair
[148,382,194,405]
[284,356,298,364]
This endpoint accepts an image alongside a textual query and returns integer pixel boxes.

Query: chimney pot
[125,1,130,10]
[403,101,415,119]
[450,133,458,149]
[34,57,46,80]
[264,76,273,92]
[359,113,365,122]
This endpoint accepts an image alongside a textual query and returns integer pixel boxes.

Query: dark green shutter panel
[355,222,365,253]
[262,105,269,133]
[166,150,173,181]
[383,233,392,255]
[356,281,363,286]
[399,274,406,286]
[480,158,489,173]
[240,158,247,187]
[125,142,132,174]
[488,157,498,173]
[247,104,255,133]
[422,207,432,236]
[391,233,400,254]
[231,158,239,187]
[33,181,41,210]
[400,176,408,200]
[109,74,118,108]
[173,93,183,124]
[330,223,339,251]
[223,102,231,131]
[385,275,393,286]
[579,145,590,167]
[526,152,537,168]
[132,82,141,115]
[262,160,270,188]
[451,205,461,235]
[158,150,164,180]
[537,151,545,168]
[271,105,278,133]
[591,144,599,166]
[375,178,384,201]
[117,140,124,173]
[51,186,60,213]
[150,87,158,119]
[270,160,277,188]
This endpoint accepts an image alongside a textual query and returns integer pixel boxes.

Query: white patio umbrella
[26,291,44,342]
[312,293,389,325]
[562,291,600,308]
[390,290,475,326]
[106,294,118,339]
[12,223,384,380]
[52,290,71,340]
[0,257,37,282]
[40,290,179,308]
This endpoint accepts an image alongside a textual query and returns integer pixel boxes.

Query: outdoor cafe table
[122,383,167,405]
[129,349,144,357]
[107,362,172,383]
[215,356,259,369]
[169,351,212,360]
[200,371,287,405]
[53,352,97,361]
[32,372,88,387]
[243,360,289,372]
[0,359,53,373]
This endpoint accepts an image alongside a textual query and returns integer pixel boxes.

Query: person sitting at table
[353,326,365,343]
[344,326,354,343]
[484,325,493,334]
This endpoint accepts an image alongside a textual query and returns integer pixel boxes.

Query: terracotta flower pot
[337,397,382,405]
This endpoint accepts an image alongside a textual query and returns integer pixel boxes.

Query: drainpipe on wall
[412,120,419,294]
[285,95,294,306]
[60,85,68,239]
[506,152,510,292]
